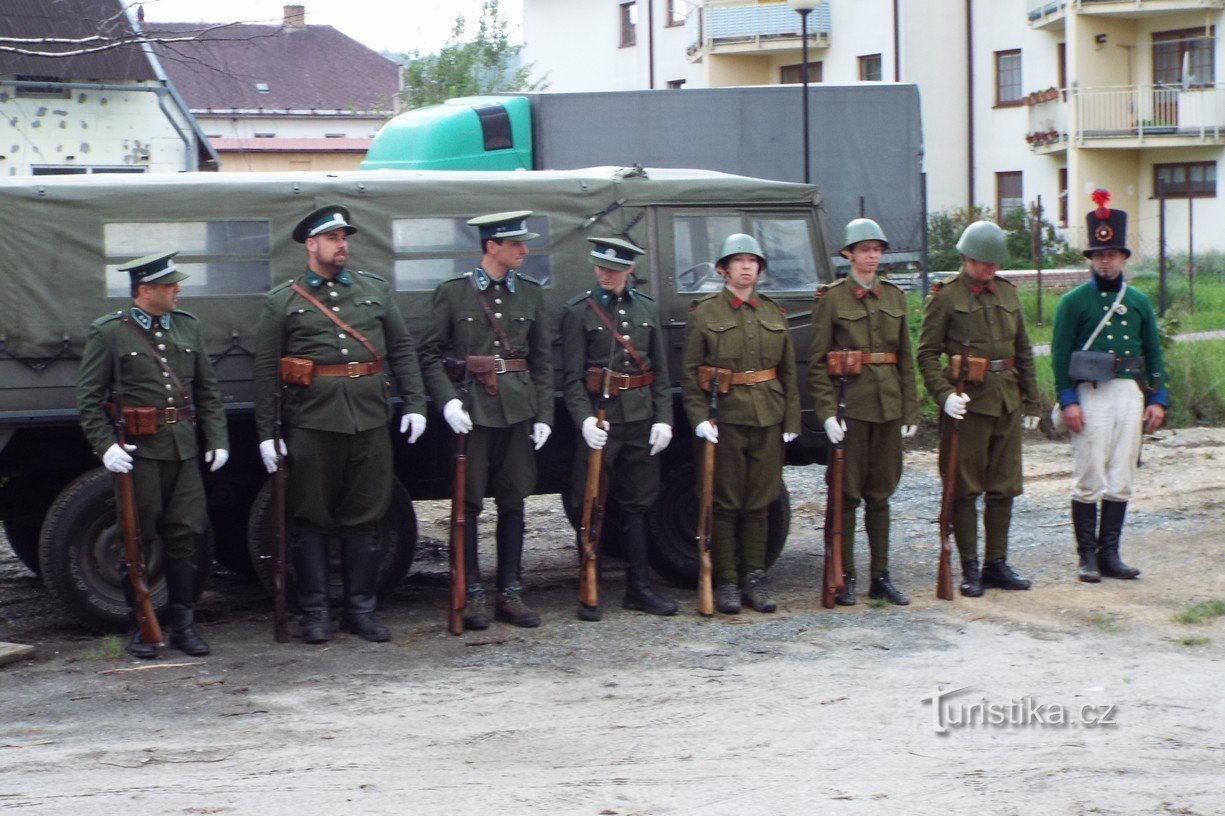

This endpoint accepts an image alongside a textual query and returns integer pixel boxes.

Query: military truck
[0,166,832,631]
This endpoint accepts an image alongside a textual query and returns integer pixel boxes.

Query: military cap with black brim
[119,250,188,286]
[468,210,539,242]
[293,204,359,243]
[587,236,644,271]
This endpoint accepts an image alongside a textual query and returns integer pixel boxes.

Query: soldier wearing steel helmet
[681,233,801,614]
[809,219,919,606]
[917,220,1041,597]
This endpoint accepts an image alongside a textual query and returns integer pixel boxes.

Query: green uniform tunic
[76,307,228,559]
[808,276,919,578]
[562,285,672,515]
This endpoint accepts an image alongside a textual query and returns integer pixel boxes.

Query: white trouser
[1070,378,1144,503]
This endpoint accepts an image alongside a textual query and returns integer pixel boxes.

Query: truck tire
[246,477,417,604]
[647,462,790,588]
[3,517,42,575]
[38,467,214,633]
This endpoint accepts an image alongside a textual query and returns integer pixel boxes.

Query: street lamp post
[787,0,820,184]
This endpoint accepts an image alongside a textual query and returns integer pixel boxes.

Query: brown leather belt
[469,355,528,374]
[313,361,381,378]
[861,352,898,365]
[698,365,778,393]
[106,404,194,435]
[586,366,655,394]
[986,357,1016,372]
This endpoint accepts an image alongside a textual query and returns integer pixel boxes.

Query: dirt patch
[2,428,1224,815]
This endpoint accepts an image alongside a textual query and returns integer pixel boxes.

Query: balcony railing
[1025,84,1225,148]
[1029,0,1225,23]
[687,1,831,57]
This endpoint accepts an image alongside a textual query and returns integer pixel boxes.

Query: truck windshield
[673,213,819,295]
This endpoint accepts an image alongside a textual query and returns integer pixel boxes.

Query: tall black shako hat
[1084,188,1131,258]
[293,204,358,243]
[119,250,188,286]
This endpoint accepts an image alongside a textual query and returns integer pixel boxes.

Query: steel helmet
[955,220,1008,265]
[717,233,766,269]
[841,218,889,255]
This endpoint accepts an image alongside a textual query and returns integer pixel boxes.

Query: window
[1057,42,1066,97]
[673,212,818,294]
[780,62,823,84]
[391,215,551,291]
[103,221,272,298]
[996,171,1023,217]
[1058,167,1068,227]
[858,54,883,82]
[1154,161,1216,198]
[995,49,1023,106]
[620,2,637,48]
[1153,27,1215,87]
[14,75,69,99]
[666,0,685,27]
[32,165,146,175]
[666,79,687,90]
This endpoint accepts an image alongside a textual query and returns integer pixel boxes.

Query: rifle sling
[467,273,523,358]
[290,282,384,368]
[119,316,193,410]
[585,296,650,374]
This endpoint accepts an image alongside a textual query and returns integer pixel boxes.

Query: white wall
[196,115,389,140]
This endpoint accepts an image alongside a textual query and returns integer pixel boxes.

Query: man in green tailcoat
[76,251,229,659]
[917,221,1041,597]
[253,205,428,645]
[418,211,554,630]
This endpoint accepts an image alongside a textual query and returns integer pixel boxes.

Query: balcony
[687,0,831,60]
[1029,0,1225,30]
[1025,83,1225,151]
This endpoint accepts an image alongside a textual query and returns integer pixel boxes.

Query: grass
[1172,598,1225,625]
[81,635,122,660]
[1178,636,1211,647]
[1086,611,1119,632]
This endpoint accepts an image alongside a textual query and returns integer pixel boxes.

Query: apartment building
[522,0,1224,254]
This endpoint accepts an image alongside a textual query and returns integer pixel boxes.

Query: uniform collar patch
[130,306,170,331]
[306,268,352,288]
[474,266,517,294]
[592,286,632,308]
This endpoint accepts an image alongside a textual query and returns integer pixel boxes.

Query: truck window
[103,221,271,298]
[674,214,740,293]
[391,215,551,291]
[752,217,819,293]
[673,213,819,294]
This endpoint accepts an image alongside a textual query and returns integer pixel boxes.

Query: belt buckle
[347,361,362,378]
[744,369,756,386]
[164,406,178,424]
[493,356,508,374]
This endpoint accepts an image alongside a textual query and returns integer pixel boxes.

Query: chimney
[284,5,306,30]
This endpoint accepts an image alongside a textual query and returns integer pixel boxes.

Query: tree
[400,0,548,109]
[928,205,1080,271]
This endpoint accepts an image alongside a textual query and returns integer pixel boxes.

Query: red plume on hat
[1091,188,1112,219]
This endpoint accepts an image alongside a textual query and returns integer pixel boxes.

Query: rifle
[695,337,719,617]
[936,335,972,601]
[447,381,470,636]
[111,345,163,648]
[270,371,288,643]
[821,353,851,609]
[577,365,613,614]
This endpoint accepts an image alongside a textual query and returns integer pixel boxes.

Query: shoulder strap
[290,282,383,365]
[466,274,522,358]
[586,296,649,373]
[1082,283,1127,351]
[120,317,193,407]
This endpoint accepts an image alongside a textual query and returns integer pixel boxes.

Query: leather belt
[158,406,193,424]
[470,355,528,374]
[586,366,655,394]
[1115,356,1145,372]
[313,361,380,378]
[861,352,898,365]
[698,365,778,391]
[986,357,1016,372]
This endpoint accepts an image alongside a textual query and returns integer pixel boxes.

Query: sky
[133,0,525,55]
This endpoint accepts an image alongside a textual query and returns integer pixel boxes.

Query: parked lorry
[0,166,832,631]
[361,85,925,271]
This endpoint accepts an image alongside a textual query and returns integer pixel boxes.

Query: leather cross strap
[313,361,380,378]
[467,273,523,358]
[120,316,193,409]
[586,296,650,374]
[290,282,383,368]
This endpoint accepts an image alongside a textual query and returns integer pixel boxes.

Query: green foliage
[1172,598,1225,625]
[399,0,548,109]
[1162,340,1225,427]
[927,205,1080,272]
[1126,255,1225,333]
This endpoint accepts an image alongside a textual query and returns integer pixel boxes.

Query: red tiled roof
[0,0,157,81]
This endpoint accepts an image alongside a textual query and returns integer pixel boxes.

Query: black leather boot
[164,557,209,656]
[340,534,390,642]
[292,530,331,644]
[494,509,539,626]
[741,570,777,613]
[118,562,158,659]
[1072,501,1101,583]
[620,513,676,616]
[868,571,910,605]
[1097,500,1140,579]
[834,574,856,606]
[960,559,983,597]
[982,558,1032,590]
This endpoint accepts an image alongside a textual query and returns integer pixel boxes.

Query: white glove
[943,392,971,419]
[400,412,426,444]
[823,417,846,445]
[649,423,673,456]
[901,425,917,438]
[443,398,472,434]
[102,443,136,473]
[259,438,287,474]
[782,432,798,443]
[1021,415,1040,431]
[205,449,229,472]
[695,420,718,444]
[581,416,609,450]
[531,422,551,451]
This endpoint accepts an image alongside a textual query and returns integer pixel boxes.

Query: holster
[697,365,732,395]
[826,350,863,377]
[949,354,988,384]
[465,356,500,396]
[279,356,315,386]
[105,404,158,436]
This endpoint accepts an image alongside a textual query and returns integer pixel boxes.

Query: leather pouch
[950,354,988,384]
[280,356,315,386]
[826,350,863,377]
[1068,350,1116,382]
[697,365,732,394]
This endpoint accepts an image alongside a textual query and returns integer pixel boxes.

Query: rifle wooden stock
[578,365,614,613]
[270,458,288,643]
[116,470,162,646]
[448,431,467,635]
[822,446,845,609]
[936,349,971,602]
[695,427,716,617]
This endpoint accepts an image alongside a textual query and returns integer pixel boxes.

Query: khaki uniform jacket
[253,268,427,439]
[682,288,800,432]
[418,269,554,428]
[808,277,919,425]
[77,308,228,461]
[916,273,1040,418]
[561,287,672,427]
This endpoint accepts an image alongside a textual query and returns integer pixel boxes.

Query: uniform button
[622,335,630,341]
[1104,306,1110,311]
[165,383,172,390]
[157,344,166,350]
[167,397,175,404]
[494,298,503,305]
[621,321,629,327]
[332,307,340,312]
[494,340,502,347]
[163,372,170,378]
[341,348,349,355]
[1107,334,1113,340]
[329,291,338,298]
[619,309,626,315]
[154,332,163,338]
[495,312,503,319]
[1121,320,1128,326]
[339,333,347,339]
[1123,335,1130,340]
[327,281,335,287]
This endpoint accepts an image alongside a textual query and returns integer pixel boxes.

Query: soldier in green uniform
[418,211,554,629]
[562,236,677,621]
[76,251,229,659]
[253,205,428,645]
[917,221,1041,597]
[1051,190,1165,583]
[809,219,919,606]
[682,234,801,614]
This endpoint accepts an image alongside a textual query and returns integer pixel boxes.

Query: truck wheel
[647,462,790,588]
[3,517,43,575]
[246,477,417,603]
[38,468,214,633]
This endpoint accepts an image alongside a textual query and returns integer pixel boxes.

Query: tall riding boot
[953,499,981,597]
[621,512,677,616]
[462,518,489,630]
[864,502,907,603]
[1072,501,1101,583]
[164,557,209,656]
[982,496,1031,590]
[495,508,539,627]
[118,561,158,659]
[292,529,331,643]
[340,534,390,642]
[1098,500,1140,579]
[711,510,740,612]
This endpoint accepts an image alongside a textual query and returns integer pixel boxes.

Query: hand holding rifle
[936,337,972,601]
